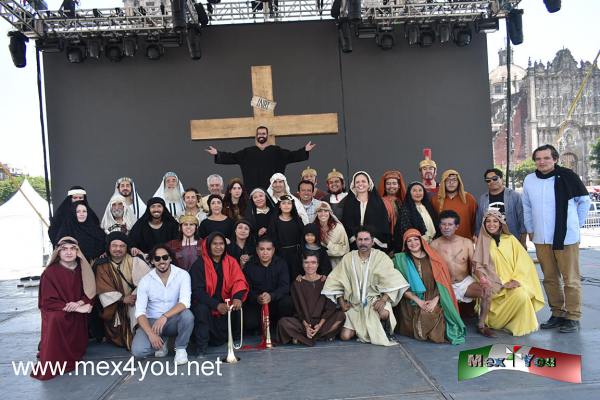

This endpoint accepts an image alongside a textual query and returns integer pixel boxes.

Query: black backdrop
[43,21,492,213]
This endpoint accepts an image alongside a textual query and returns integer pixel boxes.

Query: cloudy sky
[1,0,598,176]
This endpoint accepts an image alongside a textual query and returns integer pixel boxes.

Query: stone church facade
[490,48,600,185]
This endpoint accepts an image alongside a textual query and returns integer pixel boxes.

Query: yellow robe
[485,234,545,336]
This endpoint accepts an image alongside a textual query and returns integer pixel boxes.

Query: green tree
[511,159,536,187]
[590,138,600,176]
[0,176,49,205]
[28,176,49,200]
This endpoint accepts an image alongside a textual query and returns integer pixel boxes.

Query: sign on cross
[190,65,338,143]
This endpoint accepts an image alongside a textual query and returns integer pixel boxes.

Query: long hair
[404,182,438,234]
[223,178,248,218]
[276,195,302,221]
[317,212,337,243]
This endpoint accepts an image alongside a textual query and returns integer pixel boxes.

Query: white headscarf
[113,177,146,219]
[266,173,291,200]
[101,194,137,234]
[349,171,375,196]
[153,172,186,217]
[266,173,309,224]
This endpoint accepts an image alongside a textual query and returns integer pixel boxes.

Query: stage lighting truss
[2,1,521,40]
[360,0,520,27]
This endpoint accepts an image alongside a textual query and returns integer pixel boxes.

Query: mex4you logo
[458,344,581,383]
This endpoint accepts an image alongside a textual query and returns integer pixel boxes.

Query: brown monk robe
[34,237,96,380]
[96,256,150,349]
[395,255,446,343]
[277,274,345,346]
[95,232,150,350]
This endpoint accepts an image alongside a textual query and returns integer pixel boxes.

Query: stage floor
[1,250,599,400]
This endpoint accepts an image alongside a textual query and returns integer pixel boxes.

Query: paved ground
[0,249,598,400]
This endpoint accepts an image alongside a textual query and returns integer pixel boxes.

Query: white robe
[322,249,409,346]
[153,172,186,217]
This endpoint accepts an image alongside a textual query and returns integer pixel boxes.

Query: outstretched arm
[207,147,245,165]
[205,146,218,156]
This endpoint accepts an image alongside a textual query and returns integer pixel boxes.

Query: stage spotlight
[8,31,28,68]
[377,27,394,50]
[86,38,102,59]
[161,33,183,48]
[27,0,48,11]
[105,40,123,62]
[419,25,435,47]
[123,36,137,57]
[476,17,499,33]
[453,24,472,47]
[60,0,77,18]
[379,33,394,50]
[194,2,210,27]
[507,9,524,45]
[186,24,202,60]
[356,24,377,39]
[66,42,86,63]
[438,23,451,44]
[37,37,64,53]
[145,42,164,60]
[407,25,419,46]
[171,0,186,32]
[543,0,561,13]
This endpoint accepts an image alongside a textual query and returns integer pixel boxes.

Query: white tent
[0,179,51,280]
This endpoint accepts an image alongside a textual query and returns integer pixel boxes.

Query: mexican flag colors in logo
[458,344,581,383]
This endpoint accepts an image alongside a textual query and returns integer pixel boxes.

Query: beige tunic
[322,249,409,346]
[323,223,350,269]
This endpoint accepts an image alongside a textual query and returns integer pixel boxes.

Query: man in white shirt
[298,180,322,223]
[131,245,194,364]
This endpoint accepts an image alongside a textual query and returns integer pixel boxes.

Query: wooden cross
[190,65,338,143]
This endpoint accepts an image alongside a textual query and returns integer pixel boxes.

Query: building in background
[0,163,24,181]
[490,48,600,185]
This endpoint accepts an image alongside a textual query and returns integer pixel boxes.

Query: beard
[164,187,181,203]
[111,208,124,219]
[256,136,268,144]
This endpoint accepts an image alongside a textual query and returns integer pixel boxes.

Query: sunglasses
[153,254,170,262]
[485,176,500,183]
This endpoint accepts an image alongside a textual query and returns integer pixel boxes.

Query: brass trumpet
[224,298,243,364]
[262,303,272,349]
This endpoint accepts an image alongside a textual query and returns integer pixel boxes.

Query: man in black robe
[243,236,293,333]
[205,126,316,190]
[129,197,179,255]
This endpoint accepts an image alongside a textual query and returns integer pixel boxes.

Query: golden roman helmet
[301,166,317,179]
[326,168,344,182]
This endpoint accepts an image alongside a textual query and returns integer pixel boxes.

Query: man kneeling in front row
[132,244,194,365]
[322,226,409,346]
